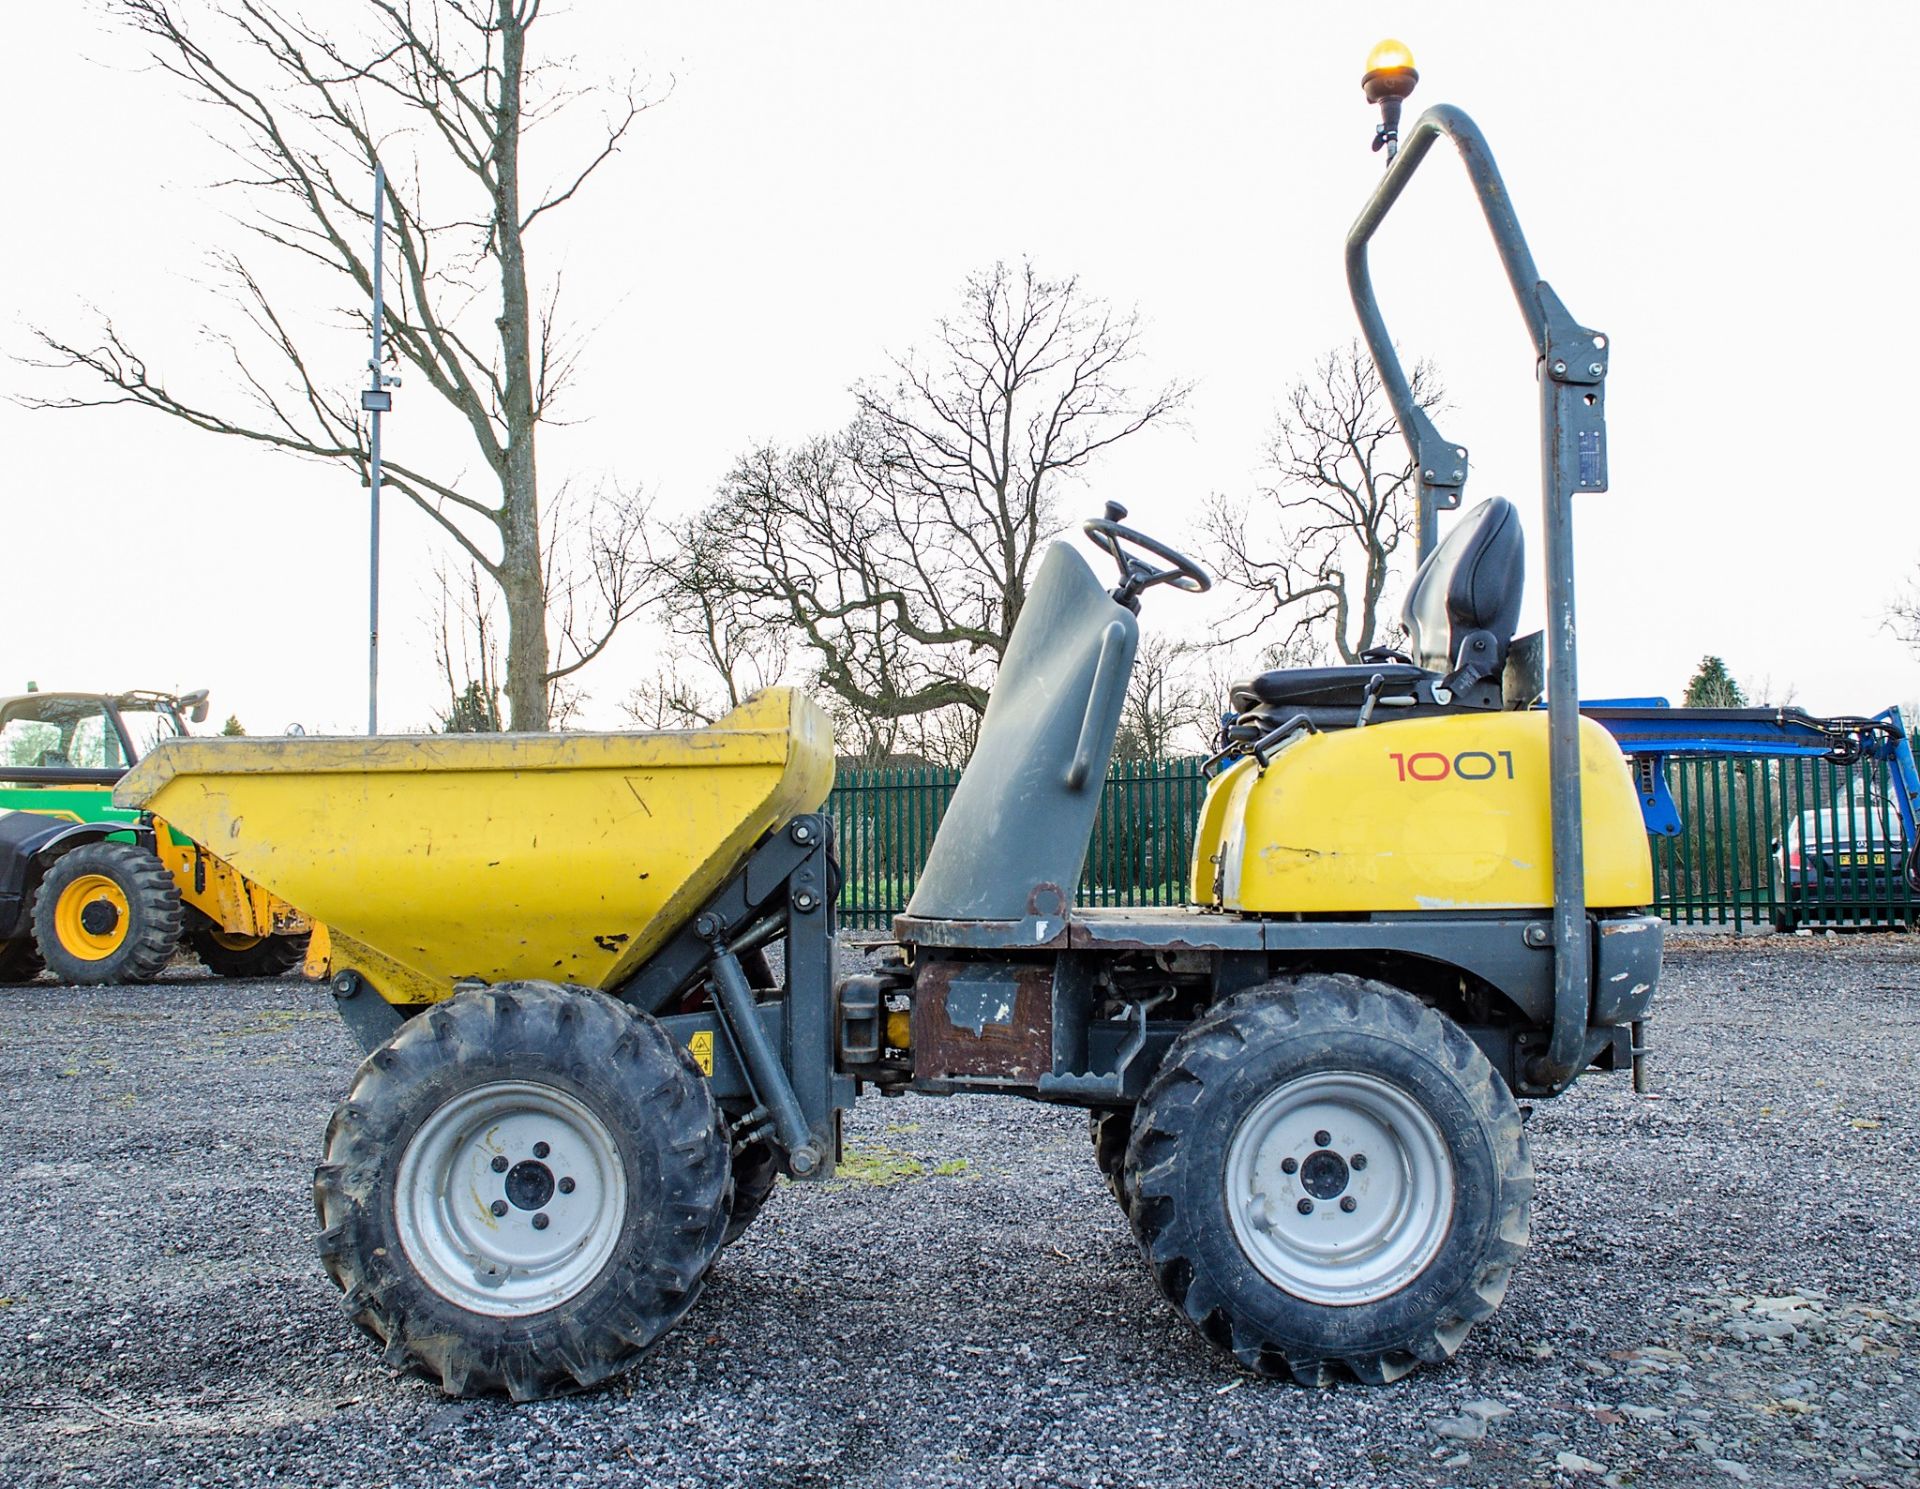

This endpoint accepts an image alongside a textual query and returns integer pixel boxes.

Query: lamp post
[361,163,397,735]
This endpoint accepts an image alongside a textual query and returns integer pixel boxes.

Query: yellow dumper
[111,56,1662,1403]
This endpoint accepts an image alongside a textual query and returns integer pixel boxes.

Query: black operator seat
[1230,497,1530,727]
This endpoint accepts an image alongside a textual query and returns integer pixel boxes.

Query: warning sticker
[687,1029,714,1077]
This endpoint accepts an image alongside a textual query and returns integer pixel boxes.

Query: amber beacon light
[1361,38,1419,161]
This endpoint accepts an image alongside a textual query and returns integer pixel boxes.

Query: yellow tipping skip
[114,689,835,1007]
[1190,712,1653,913]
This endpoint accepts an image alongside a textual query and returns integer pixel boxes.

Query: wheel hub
[1299,1148,1350,1200]
[394,1079,627,1318]
[1224,1070,1456,1306]
[504,1159,556,1211]
[79,899,122,936]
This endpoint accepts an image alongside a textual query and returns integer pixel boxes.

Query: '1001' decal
[1389,750,1517,782]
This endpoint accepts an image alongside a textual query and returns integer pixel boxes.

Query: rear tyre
[721,1139,781,1246]
[32,842,183,985]
[1127,975,1532,1385]
[0,938,45,983]
[190,923,310,979]
[1089,1107,1133,1217]
[314,981,731,1400]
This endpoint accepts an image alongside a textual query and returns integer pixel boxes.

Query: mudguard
[0,811,145,938]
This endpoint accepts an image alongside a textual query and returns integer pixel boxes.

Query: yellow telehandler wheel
[32,841,184,985]
[189,922,310,980]
[1127,974,1532,1386]
[313,981,732,1400]
[0,937,45,983]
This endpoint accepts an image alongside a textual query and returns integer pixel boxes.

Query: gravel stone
[0,934,1916,1486]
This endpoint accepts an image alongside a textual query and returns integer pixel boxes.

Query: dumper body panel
[115,689,834,1006]
[1189,711,1653,913]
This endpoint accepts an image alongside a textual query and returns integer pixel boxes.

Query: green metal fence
[828,757,1209,931]
[1653,754,1915,931]
[827,752,1915,934]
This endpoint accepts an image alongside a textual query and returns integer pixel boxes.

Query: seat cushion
[1231,663,1432,713]
[1404,497,1523,672]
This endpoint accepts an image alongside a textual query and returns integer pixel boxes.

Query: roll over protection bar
[1347,103,1612,1089]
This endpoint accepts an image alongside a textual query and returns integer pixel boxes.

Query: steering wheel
[1080,502,1212,605]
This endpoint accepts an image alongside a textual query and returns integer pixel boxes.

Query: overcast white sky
[4,2,1917,734]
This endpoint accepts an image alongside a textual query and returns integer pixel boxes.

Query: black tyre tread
[1088,1107,1133,1216]
[1127,973,1532,1387]
[722,1139,780,1246]
[313,981,731,1400]
[0,938,45,983]
[31,842,184,985]
[190,925,310,979]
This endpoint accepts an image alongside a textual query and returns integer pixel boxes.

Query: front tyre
[32,842,183,985]
[314,982,731,1400]
[1127,975,1532,1385]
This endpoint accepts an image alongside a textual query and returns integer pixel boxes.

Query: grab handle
[1066,621,1131,790]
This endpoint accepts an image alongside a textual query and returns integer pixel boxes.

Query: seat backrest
[1403,497,1523,673]
[906,542,1139,924]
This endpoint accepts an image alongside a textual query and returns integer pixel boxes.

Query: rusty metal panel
[1067,907,1265,952]
[891,914,1071,952]
[910,959,1053,1084]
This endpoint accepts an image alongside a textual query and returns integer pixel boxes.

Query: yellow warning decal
[688,1029,714,1076]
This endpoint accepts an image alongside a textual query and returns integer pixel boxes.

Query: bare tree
[430,560,505,731]
[894,707,982,770]
[619,664,718,732]
[24,0,661,729]
[541,481,661,700]
[1114,635,1213,761]
[1206,341,1443,666]
[1890,574,1920,659]
[620,537,791,732]
[434,483,651,729]
[678,262,1187,739]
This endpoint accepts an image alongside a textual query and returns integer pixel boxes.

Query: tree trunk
[500,480,547,729]
[494,2,549,730]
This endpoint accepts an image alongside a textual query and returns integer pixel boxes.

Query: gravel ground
[1,935,1916,1489]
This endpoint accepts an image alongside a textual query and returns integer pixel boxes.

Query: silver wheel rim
[1224,1071,1455,1306]
[394,1079,628,1318]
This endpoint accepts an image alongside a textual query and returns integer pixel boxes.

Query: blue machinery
[1583,702,1920,894]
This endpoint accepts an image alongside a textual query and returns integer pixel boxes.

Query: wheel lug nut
[1281,1157,1298,1175]
[533,1142,550,1159]
[558,1176,576,1194]
[532,1212,550,1230]
[490,1199,508,1218]
[1296,1198,1314,1215]
[1340,1196,1357,1213]
[491,1155,508,1173]
[1313,1130,1331,1148]
[1351,1153,1367,1171]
